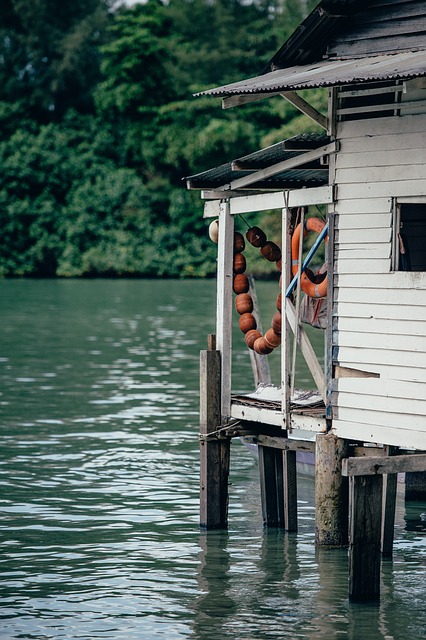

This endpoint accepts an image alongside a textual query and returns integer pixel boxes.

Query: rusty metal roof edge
[195,50,426,98]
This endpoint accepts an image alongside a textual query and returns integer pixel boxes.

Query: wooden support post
[258,445,284,527]
[349,474,383,602]
[315,433,349,546]
[199,335,230,529]
[283,450,297,532]
[381,446,397,557]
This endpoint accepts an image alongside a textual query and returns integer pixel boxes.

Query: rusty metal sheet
[196,50,426,98]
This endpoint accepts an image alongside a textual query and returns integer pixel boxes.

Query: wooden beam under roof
[223,89,329,131]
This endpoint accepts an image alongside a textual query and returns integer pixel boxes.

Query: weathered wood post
[348,474,383,601]
[199,334,230,529]
[258,446,285,527]
[315,433,349,546]
[283,450,297,531]
[381,446,397,557]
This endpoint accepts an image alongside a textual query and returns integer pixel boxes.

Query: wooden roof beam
[227,141,337,191]
[280,91,328,130]
[222,90,328,131]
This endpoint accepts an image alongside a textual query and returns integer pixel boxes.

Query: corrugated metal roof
[196,50,426,98]
[186,133,330,191]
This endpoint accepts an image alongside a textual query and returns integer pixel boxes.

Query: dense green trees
[0,0,322,277]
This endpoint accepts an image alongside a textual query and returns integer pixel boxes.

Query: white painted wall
[332,82,426,449]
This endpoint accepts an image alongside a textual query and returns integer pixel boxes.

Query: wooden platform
[230,383,326,432]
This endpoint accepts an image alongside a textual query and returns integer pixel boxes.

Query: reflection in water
[193,532,236,639]
[0,279,425,639]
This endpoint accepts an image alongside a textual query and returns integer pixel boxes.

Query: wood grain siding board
[337,214,392,229]
[335,246,391,260]
[329,34,426,59]
[332,420,425,450]
[335,331,426,353]
[334,345,426,369]
[336,200,392,216]
[333,405,426,432]
[333,300,426,321]
[334,272,426,289]
[336,228,392,243]
[336,316,426,337]
[340,132,426,154]
[336,363,426,384]
[354,2,426,25]
[338,181,426,200]
[338,114,426,138]
[335,258,391,274]
[335,377,426,402]
[336,165,426,185]
[336,148,426,169]
[335,285,426,305]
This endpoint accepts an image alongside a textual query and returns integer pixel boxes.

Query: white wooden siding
[332,100,426,448]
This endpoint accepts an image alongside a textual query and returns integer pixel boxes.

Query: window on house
[337,81,404,123]
[393,203,426,271]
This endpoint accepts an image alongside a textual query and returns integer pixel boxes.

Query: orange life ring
[291,217,328,298]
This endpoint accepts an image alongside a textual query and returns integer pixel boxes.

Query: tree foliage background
[0,0,322,277]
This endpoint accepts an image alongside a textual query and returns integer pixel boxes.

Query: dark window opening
[397,204,426,272]
[337,81,402,123]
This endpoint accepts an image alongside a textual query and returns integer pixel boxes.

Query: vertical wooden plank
[315,433,349,546]
[281,201,292,430]
[216,199,234,423]
[326,210,336,421]
[199,340,230,529]
[349,474,383,602]
[283,449,297,532]
[381,473,397,557]
[258,445,284,527]
[381,445,397,557]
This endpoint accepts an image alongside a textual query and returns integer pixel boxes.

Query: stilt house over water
[187,0,426,601]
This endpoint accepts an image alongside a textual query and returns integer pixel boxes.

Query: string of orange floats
[232,226,283,355]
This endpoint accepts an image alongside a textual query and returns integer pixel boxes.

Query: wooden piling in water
[258,445,285,527]
[381,446,397,557]
[283,450,297,532]
[315,433,349,546]
[349,474,383,602]
[199,335,230,529]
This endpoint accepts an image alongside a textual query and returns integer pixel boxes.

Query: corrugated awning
[196,50,426,99]
[186,133,330,192]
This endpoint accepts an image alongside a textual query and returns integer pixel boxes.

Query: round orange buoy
[235,293,253,315]
[264,328,281,349]
[239,313,257,334]
[233,274,249,294]
[233,253,246,274]
[253,337,273,354]
[271,311,282,334]
[246,226,267,248]
[234,232,245,253]
[260,241,281,262]
[276,292,282,312]
[244,329,262,349]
